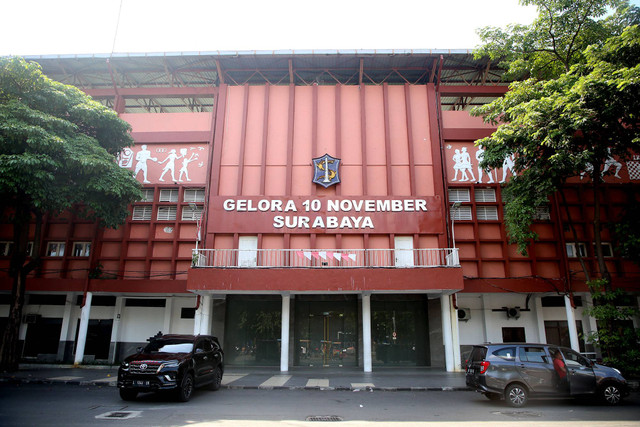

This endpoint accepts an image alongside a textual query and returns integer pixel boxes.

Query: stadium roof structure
[25,49,508,113]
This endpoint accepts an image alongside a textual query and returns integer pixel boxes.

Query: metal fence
[192,248,459,268]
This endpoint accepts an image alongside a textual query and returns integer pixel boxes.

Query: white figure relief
[452,149,465,181]
[158,149,183,182]
[500,154,515,183]
[118,147,134,168]
[134,145,158,183]
[475,147,495,183]
[178,148,199,182]
[602,148,622,179]
[460,147,476,182]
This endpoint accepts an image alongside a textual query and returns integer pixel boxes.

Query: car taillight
[480,361,490,374]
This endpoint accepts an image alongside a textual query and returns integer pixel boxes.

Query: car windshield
[144,339,194,354]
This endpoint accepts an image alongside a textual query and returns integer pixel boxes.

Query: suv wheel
[119,389,138,401]
[600,383,622,406]
[177,373,194,402]
[505,383,528,408]
[209,366,222,391]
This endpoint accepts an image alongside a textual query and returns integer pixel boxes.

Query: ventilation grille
[477,206,499,220]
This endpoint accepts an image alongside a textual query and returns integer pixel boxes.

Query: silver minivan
[466,343,629,407]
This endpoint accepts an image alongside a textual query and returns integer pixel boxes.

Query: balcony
[191,248,459,269]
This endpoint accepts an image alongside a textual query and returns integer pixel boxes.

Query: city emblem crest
[312,154,341,188]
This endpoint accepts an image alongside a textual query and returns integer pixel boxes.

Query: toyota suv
[117,333,224,402]
[466,343,628,407]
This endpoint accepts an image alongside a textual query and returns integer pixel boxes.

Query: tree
[0,57,142,371]
[472,2,640,372]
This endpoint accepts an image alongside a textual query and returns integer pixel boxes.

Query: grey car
[465,343,629,407]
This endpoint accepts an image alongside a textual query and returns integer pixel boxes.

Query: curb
[1,376,470,391]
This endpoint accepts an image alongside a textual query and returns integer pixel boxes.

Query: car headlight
[157,362,179,373]
[120,362,130,371]
[613,368,621,375]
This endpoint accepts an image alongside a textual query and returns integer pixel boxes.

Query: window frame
[72,242,91,257]
[45,242,66,257]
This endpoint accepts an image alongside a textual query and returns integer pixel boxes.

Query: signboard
[208,196,443,234]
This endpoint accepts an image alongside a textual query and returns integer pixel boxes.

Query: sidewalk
[0,364,469,391]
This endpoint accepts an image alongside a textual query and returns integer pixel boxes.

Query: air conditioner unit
[457,308,471,321]
[506,307,521,319]
[23,314,41,324]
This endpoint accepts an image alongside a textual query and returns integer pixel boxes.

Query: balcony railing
[192,248,459,268]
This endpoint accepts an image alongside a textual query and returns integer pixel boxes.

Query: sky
[0,0,638,56]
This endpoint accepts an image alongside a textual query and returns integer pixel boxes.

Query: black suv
[466,343,628,407]
[117,334,224,402]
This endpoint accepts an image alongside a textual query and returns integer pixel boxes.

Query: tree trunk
[591,164,612,291]
[0,206,42,372]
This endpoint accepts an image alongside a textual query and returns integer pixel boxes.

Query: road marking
[351,382,375,389]
[221,374,247,385]
[48,376,83,381]
[94,377,117,383]
[306,379,329,388]
[259,375,292,388]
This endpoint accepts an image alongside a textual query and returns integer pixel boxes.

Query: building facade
[1,51,638,371]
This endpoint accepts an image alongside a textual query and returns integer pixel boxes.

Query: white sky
[0,0,637,56]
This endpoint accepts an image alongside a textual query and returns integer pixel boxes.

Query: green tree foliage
[0,57,142,371]
[473,25,640,262]
[584,280,640,377]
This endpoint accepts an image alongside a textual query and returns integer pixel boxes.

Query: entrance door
[394,236,414,267]
[294,296,357,367]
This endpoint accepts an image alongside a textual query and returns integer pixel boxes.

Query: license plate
[134,380,149,387]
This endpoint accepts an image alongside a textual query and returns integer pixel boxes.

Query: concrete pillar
[534,295,547,343]
[441,294,454,372]
[280,293,290,372]
[57,292,75,361]
[565,294,580,352]
[74,292,92,366]
[362,293,372,372]
[163,297,173,334]
[193,295,212,335]
[109,297,124,364]
[450,296,461,371]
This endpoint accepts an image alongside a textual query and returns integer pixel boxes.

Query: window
[502,327,526,343]
[519,346,546,363]
[72,242,91,257]
[450,205,472,221]
[26,241,33,256]
[475,188,496,202]
[182,205,203,221]
[157,206,177,221]
[46,242,65,257]
[140,188,154,202]
[184,188,205,203]
[159,188,179,202]
[534,205,551,220]
[560,348,591,368]
[181,307,196,319]
[132,205,152,221]
[541,296,582,307]
[594,242,614,257]
[448,188,470,202]
[566,242,587,258]
[476,206,499,220]
[0,241,12,256]
[492,347,516,360]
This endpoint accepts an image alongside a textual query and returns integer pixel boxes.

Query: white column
[534,295,547,343]
[163,298,173,334]
[480,294,488,342]
[441,294,454,372]
[193,295,212,335]
[362,293,372,373]
[450,297,461,371]
[280,293,291,372]
[57,292,75,361]
[565,294,580,352]
[109,297,124,364]
[74,292,92,366]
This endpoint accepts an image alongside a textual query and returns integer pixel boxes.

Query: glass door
[294,296,357,367]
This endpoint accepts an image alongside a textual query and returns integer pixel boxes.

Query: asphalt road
[0,383,639,426]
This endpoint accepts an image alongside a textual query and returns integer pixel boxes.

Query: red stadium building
[1,51,638,371]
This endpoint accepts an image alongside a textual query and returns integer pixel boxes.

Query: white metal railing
[191,248,459,268]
